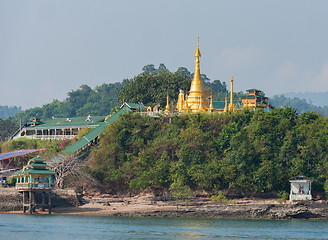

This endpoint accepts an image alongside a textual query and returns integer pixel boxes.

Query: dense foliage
[89,108,328,197]
[119,64,229,108]
[0,106,21,120]
[0,119,18,142]
[271,95,328,116]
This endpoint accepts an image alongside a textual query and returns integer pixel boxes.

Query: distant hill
[269,95,328,116]
[283,92,328,107]
[0,105,22,120]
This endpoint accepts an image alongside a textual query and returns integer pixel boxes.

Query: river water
[2,214,328,239]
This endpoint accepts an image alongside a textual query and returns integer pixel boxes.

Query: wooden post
[48,192,52,214]
[23,191,26,213]
[42,192,45,211]
[29,191,33,214]
[32,191,36,213]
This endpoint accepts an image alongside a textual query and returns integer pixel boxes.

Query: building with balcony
[12,156,54,214]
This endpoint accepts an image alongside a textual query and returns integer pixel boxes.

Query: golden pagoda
[177,36,209,112]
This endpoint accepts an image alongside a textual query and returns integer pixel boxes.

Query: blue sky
[1,0,328,109]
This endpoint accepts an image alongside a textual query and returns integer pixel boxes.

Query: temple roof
[12,156,55,176]
[246,88,262,92]
[241,95,268,99]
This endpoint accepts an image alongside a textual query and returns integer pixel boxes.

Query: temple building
[12,156,54,214]
[240,89,273,111]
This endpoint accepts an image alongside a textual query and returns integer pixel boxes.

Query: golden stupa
[176,36,209,112]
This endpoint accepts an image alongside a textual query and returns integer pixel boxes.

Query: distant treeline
[270,95,328,116]
[0,106,21,120]
[88,108,328,197]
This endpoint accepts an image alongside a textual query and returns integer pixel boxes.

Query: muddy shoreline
[1,188,328,220]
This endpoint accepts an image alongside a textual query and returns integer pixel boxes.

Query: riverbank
[52,194,328,220]
[2,189,328,219]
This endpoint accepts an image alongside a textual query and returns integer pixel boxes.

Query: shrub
[211,191,229,204]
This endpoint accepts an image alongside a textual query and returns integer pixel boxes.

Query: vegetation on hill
[0,106,21,120]
[270,95,328,116]
[88,108,328,197]
[0,119,18,142]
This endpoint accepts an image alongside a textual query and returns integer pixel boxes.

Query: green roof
[23,116,106,130]
[62,106,132,154]
[12,156,55,176]
[29,162,47,167]
[122,102,146,110]
[28,157,46,163]
[241,95,267,98]
[246,89,262,92]
[212,101,225,109]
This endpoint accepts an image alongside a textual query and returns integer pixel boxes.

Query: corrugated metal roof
[0,149,46,161]
[121,102,146,110]
[22,116,106,130]
[12,168,55,175]
[62,106,131,154]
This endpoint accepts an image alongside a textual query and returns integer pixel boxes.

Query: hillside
[88,108,328,197]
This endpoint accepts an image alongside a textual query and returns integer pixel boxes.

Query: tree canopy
[88,108,328,197]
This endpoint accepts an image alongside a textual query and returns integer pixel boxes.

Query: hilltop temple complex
[11,37,273,143]
[166,37,272,114]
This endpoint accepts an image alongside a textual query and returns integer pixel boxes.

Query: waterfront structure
[12,157,54,214]
[12,115,107,140]
[289,176,312,201]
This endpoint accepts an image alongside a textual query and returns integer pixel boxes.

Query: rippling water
[2,214,328,239]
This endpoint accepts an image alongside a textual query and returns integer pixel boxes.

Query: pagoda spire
[228,76,235,112]
[185,36,208,112]
[164,92,171,115]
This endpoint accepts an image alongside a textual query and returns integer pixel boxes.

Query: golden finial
[194,35,201,57]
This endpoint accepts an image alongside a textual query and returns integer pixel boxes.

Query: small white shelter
[289,176,312,201]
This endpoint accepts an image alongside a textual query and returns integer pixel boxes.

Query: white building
[289,176,312,201]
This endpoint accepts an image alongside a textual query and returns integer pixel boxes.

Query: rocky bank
[1,188,328,220]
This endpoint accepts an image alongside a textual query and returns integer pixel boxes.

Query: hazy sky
[1,0,328,109]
